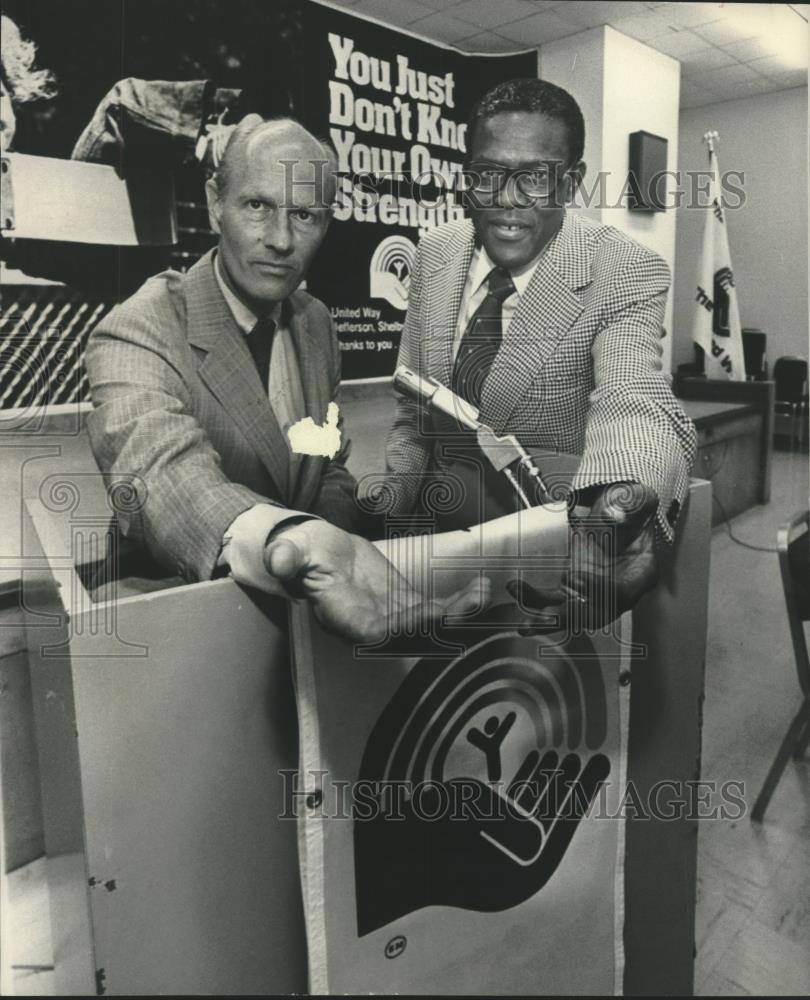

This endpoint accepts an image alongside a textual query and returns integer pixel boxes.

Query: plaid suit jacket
[386,214,696,540]
[85,249,359,583]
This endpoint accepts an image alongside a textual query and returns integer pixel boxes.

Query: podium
[361,445,712,995]
[22,499,307,994]
[19,455,710,994]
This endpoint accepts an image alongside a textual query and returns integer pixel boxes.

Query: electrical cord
[699,436,779,553]
[712,493,779,553]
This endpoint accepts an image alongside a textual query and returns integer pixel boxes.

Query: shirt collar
[214,251,282,334]
[469,243,547,300]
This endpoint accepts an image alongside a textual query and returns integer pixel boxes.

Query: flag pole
[702,130,719,156]
[693,128,746,381]
[703,131,719,176]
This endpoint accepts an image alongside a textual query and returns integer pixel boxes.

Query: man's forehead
[245,126,327,171]
[235,130,331,197]
[474,111,570,162]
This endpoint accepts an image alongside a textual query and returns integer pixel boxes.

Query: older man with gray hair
[85,116,482,641]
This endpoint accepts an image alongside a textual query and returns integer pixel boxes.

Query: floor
[693,444,810,996]
[3,857,53,996]
[2,447,808,996]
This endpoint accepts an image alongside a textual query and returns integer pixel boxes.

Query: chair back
[779,511,810,698]
[742,328,767,380]
[773,357,808,403]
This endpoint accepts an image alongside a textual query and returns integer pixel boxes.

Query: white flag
[692,143,746,380]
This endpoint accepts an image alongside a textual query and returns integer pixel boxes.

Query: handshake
[262,481,659,644]
[264,518,492,645]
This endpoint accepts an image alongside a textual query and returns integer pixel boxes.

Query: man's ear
[566,161,587,204]
[205,176,223,235]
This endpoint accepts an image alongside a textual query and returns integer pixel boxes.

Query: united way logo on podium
[354,630,611,936]
[370,234,416,311]
[291,596,627,994]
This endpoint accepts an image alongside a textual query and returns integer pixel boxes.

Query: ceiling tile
[680,90,716,107]
[603,1,653,15]
[509,0,563,9]
[456,30,532,53]
[694,18,758,46]
[496,11,582,44]
[449,0,537,31]
[648,28,714,57]
[679,77,718,101]
[706,77,776,103]
[691,61,765,85]
[699,86,741,104]
[678,77,705,95]
[658,2,725,29]
[734,75,784,94]
[680,46,737,72]
[350,0,435,25]
[608,11,674,40]
[746,54,806,78]
[604,0,652,15]
[408,0,469,10]
[721,36,778,62]
[408,9,480,42]
[552,0,648,24]
[537,0,592,20]
[768,67,809,86]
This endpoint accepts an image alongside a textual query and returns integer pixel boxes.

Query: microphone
[393,365,552,508]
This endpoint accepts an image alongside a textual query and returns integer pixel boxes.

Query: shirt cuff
[219,503,319,595]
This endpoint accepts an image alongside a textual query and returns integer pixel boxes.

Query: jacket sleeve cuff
[219,504,320,594]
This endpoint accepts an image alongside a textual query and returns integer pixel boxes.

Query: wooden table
[678,380,775,526]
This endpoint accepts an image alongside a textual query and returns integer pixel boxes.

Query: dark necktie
[452,266,516,407]
[246,315,276,393]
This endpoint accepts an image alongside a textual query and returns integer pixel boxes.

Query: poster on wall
[299,2,536,380]
[0,0,535,405]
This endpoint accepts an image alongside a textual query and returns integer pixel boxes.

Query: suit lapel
[423,221,475,384]
[185,252,290,501]
[480,214,590,430]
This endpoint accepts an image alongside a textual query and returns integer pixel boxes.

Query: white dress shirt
[453,244,543,361]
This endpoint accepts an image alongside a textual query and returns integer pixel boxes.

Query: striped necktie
[452,266,516,407]
[246,315,276,392]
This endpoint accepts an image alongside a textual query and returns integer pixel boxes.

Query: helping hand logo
[370,235,416,311]
[354,631,610,936]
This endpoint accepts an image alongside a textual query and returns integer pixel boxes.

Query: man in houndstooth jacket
[386,78,697,623]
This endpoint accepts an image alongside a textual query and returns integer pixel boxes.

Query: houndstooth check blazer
[385,213,697,541]
[84,249,359,583]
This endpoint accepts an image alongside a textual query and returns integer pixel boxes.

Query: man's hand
[508,482,659,631]
[265,519,491,644]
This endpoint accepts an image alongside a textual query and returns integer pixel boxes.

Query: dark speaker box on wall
[628,130,668,212]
